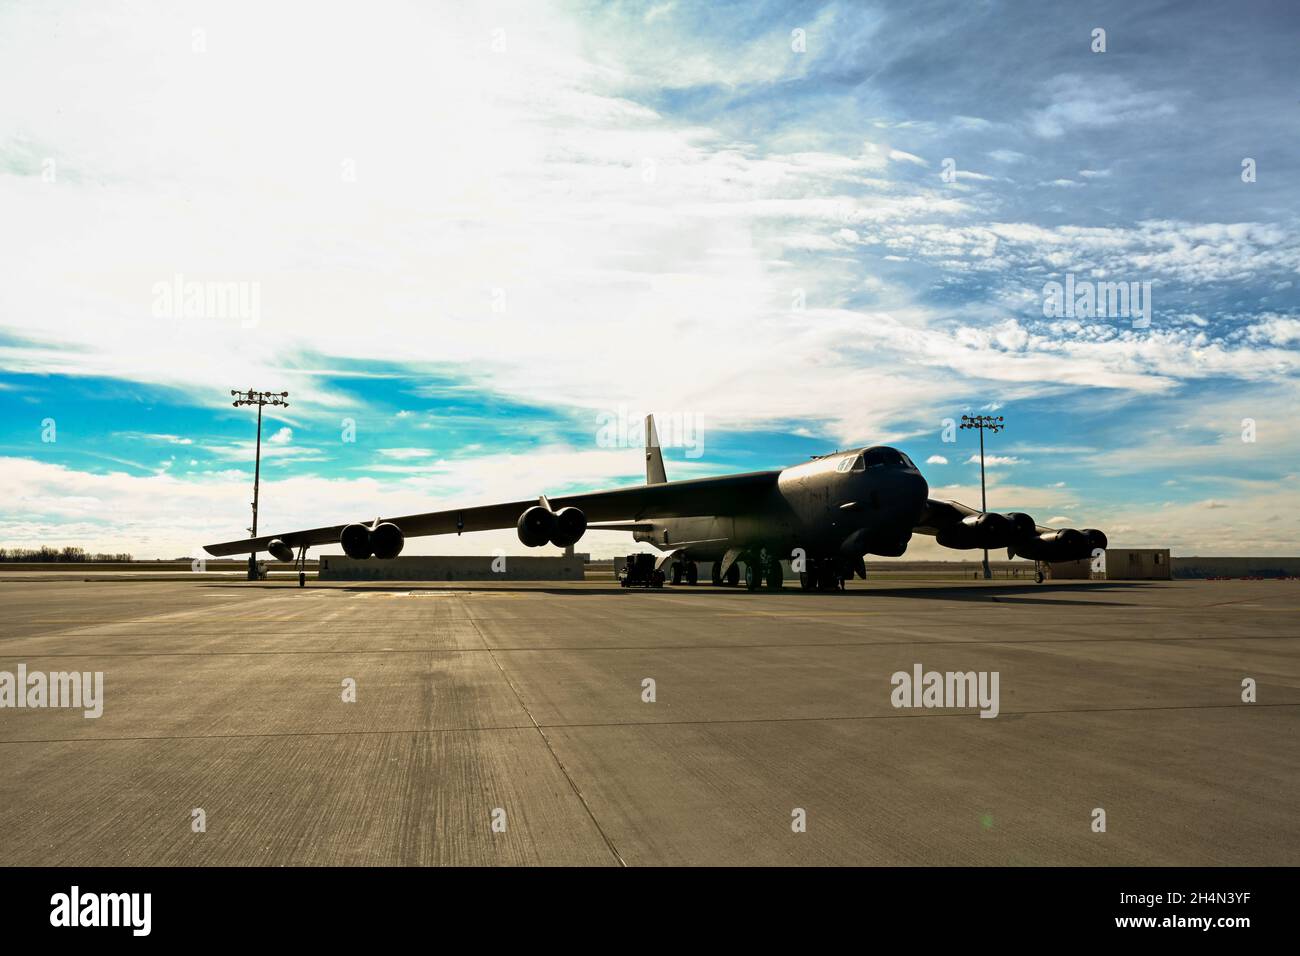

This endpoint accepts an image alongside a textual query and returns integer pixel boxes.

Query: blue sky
[1,0,1297,557]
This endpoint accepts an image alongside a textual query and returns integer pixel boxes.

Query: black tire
[1035,570,1045,584]
[726,563,740,587]
[766,560,783,590]
[710,563,723,586]
[671,562,683,586]
[799,571,812,591]
[298,572,306,588]
[653,570,665,588]
[744,562,763,591]
[686,562,698,585]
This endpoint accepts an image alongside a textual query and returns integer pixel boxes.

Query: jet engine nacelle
[938,512,1017,549]
[1016,528,1090,562]
[267,538,295,562]
[1082,528,1108,552]
[517,506,556,547]
[340,523,373,559]
[339,522,405,560]
[370,522,404,560]
[549,507,587,548]
[1005,512,1037,540]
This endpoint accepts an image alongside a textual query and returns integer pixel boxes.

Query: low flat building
[319,554,586,581]
[1171,556,1300,579]
[1049,548,1172,580]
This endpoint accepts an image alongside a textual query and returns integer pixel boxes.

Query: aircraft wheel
[710,563,723,586]
[766,560,783,590]
[1035,570,1045,584]
[726,563,740,587]
[686,561,698,585]
[744,562,763,591]
[652,570,665,588]
[671,562,683,586]
[799,571,813,591]
[298,571,306,588]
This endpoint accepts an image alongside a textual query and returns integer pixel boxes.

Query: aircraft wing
[913,498,984,535]
[914,498,1055,537]
[204,470,780,557]
[913,497,1106,561]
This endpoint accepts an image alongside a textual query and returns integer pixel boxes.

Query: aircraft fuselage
[633,446,929,562]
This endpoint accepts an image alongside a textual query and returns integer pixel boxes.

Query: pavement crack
[460,597,627,867]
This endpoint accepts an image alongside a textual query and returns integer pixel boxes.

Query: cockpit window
[844,448,914,470]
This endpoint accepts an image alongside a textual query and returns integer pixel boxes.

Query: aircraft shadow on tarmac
[204,581,1158,606]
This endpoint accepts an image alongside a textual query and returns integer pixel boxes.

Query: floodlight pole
[960,414,1005,581]
[231,389,289,581]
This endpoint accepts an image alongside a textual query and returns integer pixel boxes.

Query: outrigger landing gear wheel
[686,561,698,585]
[298,571,306,588]
[744,561,763,591]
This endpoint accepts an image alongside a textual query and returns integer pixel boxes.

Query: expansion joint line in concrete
[459,598,627,867]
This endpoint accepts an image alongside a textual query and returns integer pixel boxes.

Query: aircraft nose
[896,468,929,522]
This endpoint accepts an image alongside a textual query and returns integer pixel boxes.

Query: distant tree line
[0,547,134,562]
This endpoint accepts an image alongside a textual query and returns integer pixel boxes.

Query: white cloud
[378,448,434,460]
[925,455,948,465]
[888,149,928,166]
[1029,75,1177,139]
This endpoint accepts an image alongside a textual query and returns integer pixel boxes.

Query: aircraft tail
[644,415,667,484]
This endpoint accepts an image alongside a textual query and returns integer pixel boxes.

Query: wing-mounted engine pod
[1032,528,1088,561]
[516,506,556,547]
[939,511,1014,549]
[968,511,1013,548]
[549,507,586,547]
[267,538,295,562]
[1004,512,1037,540]
[370,522,404,560]
[1081,528,1108,552]
[340,523,373,559]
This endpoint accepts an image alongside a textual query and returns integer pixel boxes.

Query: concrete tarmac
[0,576,1296,866]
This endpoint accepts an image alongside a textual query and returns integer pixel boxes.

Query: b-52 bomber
[206,416,1106,591]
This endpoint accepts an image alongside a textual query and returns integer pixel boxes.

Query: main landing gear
[798,557,846,592]
[743,550,784,591]
[671,560,700,586]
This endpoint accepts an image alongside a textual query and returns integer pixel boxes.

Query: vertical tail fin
[645,415,667,484]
